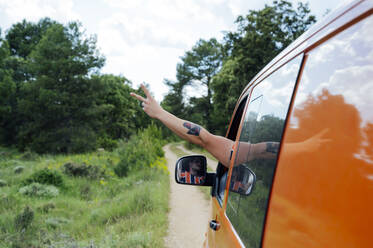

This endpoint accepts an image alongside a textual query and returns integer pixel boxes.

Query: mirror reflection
[175,155,207,185]
[229,165,256,196]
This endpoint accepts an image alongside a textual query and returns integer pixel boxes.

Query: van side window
[263,15,373,246]
[226,54,303,247]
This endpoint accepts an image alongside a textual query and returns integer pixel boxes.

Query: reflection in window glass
[263,15,373,247]
[226,55,303,247]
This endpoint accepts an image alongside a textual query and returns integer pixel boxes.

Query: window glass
[263,15,373,246]
[226,54,303,247]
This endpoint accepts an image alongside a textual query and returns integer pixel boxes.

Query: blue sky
[0,0,344,101]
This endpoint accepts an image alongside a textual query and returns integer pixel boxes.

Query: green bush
[14,166,25,174]
[114,124,164,177]
[19,183,59,197]
[37,202,56,213]
[45,217,70,228]
[114,159,130,177]
[20,150,38,161]
[24,168,64,187]
[0,194,19,211]
[0,179,7,186]
[79,184,92,200]
[14,206,34,231]
[97,136,118,151]
[63,162,105,179]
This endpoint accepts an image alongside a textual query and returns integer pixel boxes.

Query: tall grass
[0,125,169,248]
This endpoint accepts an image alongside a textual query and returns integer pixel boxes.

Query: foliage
[13,166,24,174]
[114,124,165,177]
[0,19,150,154]
[0,140,169,247]
[0,30,16,145]
[0,179,7,187]
[45,217,70,229]
[161,0,316,136]
[24,168,64,187]
[19,183,60,197]
[63,162,105,179]
[211,0,316,134]
[14,206,34,231]
[37,202,55,213]
[162,38,222,131]
[19,150,38,161]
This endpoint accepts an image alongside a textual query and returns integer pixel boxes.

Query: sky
[0,0,343,101]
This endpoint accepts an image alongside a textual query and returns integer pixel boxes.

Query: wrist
[156,108,168,121]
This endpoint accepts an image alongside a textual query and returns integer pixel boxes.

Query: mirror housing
[175,155,210,186]
[229,165,256,196]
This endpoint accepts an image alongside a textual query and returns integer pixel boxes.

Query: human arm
[234,129,330,165]
[130,85,234,167]
[234,142,279,165]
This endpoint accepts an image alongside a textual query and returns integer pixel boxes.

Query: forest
[0,1,317,247]
[0,0,316,154]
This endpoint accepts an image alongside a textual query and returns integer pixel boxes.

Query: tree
[211,0,316,134]
[16,21,105,153]
[165,38,223,131]
[5,18,56,83]
[161,79,185,118]
[0,31,17,144]
[92,74,150,144]
[0,19,59,145]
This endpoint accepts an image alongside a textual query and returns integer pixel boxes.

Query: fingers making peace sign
[130,84,163,119]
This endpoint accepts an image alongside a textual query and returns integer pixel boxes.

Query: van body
[175,1,373,247]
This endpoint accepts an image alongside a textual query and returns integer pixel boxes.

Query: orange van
[174,0,373,247]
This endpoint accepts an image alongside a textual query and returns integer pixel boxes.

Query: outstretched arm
[130,85,234,167]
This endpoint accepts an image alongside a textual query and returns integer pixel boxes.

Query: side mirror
[175,155,207,185]
[229,165,256,196]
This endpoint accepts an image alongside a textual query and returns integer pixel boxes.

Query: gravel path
[163,144,211,248]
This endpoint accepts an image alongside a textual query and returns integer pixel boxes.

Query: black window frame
[214,95,248,205]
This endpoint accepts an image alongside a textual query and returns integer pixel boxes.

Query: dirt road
[163,144,212,248]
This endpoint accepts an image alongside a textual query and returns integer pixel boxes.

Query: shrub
[45,217,70,229]
[19,183,59,197]
[114,124,165,177]
[38,202,56,213]
[114,159,130,177]
[63,162,105,179]
[14,206,34,231]
[80,184,92,200]
[20,150,38,161]
[0,194,19,210]
[0,179,7,187]
[14,166,25,174]
[24,168,64,187]
[97,136,118,151]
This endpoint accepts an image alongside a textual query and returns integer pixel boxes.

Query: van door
[223,54,304,247]
[206,96,248,248]
[264,14,373,247]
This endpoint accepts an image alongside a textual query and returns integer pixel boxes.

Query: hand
[130,84,164,119]
[302,128,331,152]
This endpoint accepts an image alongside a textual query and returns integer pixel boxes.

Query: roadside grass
[0,145,169,248]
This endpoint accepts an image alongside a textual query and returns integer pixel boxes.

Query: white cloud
[0,0,80,24]
[0,0,344,102]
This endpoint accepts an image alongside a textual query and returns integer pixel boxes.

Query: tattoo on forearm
[183,122,201,136]
[266,142,279,154]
